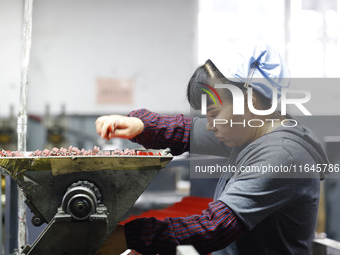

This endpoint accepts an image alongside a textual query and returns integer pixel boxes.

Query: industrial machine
[0,148,172,255]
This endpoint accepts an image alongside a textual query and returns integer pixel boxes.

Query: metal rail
[17,0,34,251]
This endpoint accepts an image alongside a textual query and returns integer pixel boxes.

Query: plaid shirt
[125,201,245,255]
[125,109,245,254]
[128,108,191,156]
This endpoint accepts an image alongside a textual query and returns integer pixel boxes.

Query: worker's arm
[96,108,230,156]
[129,109,231,156]
[96,108,192,156]
[127,108,191,155]
[97,201,245,255]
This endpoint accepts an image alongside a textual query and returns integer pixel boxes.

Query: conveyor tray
[0,148,173,176]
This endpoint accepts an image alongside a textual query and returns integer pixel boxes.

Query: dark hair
[186,59,272,110]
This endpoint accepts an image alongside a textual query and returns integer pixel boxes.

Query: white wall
[0,0,23,117]
[6,0,338,117]
[197,0,340,116]
[25,0,198,115]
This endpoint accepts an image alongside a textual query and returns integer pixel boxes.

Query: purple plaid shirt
[125,109,245,254]
[128,108,191,156]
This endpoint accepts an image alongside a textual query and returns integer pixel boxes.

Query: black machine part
[62,181,101,221]
[20,180,108,255]
[0,149,173,254]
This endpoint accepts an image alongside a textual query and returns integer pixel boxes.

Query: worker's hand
[96,225,128,255]
[95,115,144,140]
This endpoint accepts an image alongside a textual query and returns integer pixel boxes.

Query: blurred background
[1,0,340,254]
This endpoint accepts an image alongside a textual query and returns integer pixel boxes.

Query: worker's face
[205,97,256,148]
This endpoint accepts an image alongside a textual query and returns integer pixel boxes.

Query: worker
[95,44,329,255]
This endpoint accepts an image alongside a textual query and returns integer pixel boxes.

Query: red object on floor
[120,196,213,224]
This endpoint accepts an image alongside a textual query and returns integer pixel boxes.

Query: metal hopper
[0,148,173,255]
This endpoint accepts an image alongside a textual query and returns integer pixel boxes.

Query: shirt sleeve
[124,201,245,255]
[128,108,192,156]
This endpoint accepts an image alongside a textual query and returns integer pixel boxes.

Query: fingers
[95,115,144,140]
[106,120,121,140]
[95,116,105,136]
[101,121,113,139]
[113,117,144,139]
[95,115,120,140]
